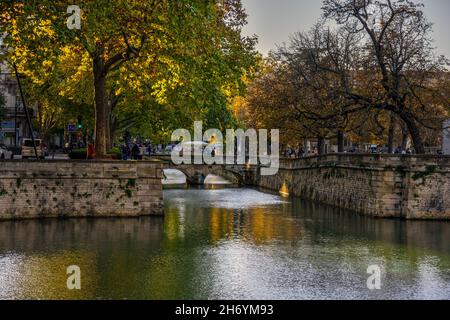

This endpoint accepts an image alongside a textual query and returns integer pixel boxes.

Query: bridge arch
[162,169,187,185]
[163,164,244,186]
[152,156,248,186]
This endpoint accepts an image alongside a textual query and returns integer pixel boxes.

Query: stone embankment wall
[2,155,449,221]
[0,161,164,220]
[252,155,450,220]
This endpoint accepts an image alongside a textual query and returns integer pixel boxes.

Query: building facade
[0,60,35,149]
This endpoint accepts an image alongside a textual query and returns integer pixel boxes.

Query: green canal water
[1,188,450,300]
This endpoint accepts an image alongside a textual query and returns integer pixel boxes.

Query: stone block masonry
[252,154,450,220]
[0,160,165,221]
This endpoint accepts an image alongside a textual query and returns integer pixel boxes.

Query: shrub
[109,147,121,160]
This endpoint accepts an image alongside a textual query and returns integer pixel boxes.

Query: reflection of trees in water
[164,196,450,290]
[164,195,450,256]
[164,200,302,247]
[0,218,164,252]
[290,199,450,256]
[0,251,98,300]
[0,218,165,299]
[1,192,450,299]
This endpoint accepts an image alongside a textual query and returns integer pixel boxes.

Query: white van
[21,139,45,159]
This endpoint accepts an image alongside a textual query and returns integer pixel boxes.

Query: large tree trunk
[337,130,344,153]
[399,112,425,154]
[93,57,109,158]
[387,112,396,154]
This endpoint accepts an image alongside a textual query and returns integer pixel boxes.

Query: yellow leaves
[157,56,181,87]
[54,45,93,102]
[151,79,169,104]
[33,19,55,38]
[42,60,52,68]
[61,46,74,57]
[115,87,124,96]
[77,64,88,72]
[4,17,59,86]
[150,22,165,33]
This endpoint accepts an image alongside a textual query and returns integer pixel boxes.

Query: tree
[239,55,373,153]
[320,0,450,153]
[244,1,450,154]
[1,0,257,157]
[240,1,450,154]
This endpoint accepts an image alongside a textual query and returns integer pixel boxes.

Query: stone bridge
[152,155,253,185]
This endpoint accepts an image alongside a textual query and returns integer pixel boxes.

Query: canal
[1,187,450,300]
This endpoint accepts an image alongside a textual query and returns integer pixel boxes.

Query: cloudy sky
[241,0,450,57]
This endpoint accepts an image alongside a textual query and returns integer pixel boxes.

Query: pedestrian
[147,144,153,156]
[121,144,129,160]
[299,147,305,158]
[87,143,95,160]
[131,144,140,160]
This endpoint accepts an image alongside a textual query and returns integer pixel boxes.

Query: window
[23,140,40,147]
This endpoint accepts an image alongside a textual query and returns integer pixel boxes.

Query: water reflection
[204,175,232,185]
[0,188,449,299]
[162,169,187,185]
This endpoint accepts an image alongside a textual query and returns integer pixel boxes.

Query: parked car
[0,145,14,159]
[21,139,46,159]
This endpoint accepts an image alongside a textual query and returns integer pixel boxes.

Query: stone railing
[278,154,450,170]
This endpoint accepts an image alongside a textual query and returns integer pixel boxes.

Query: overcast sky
[241,0,450,57]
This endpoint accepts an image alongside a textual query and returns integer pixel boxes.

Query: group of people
[393,146,414,155]
[120,143,142,160]
[282,144,417,159]
[283,146,306,159]
[120,141,177,160]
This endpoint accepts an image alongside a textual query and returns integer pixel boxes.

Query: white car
[0,145,13,160]
[172,141,208,156]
